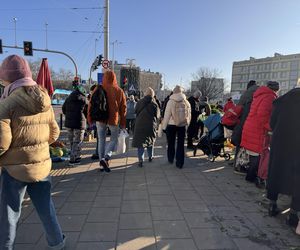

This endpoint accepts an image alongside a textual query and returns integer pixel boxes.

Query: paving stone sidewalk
[14,135,300,250]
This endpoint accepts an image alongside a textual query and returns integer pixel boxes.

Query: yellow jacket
[0,86,59,182]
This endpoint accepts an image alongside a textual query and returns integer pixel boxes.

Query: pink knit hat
[0,55,32,82]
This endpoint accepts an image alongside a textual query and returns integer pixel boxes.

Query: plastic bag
[116,129,129,154]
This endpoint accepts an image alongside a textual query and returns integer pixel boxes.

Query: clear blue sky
[1,0,300,90]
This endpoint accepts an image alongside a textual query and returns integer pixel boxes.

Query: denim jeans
[0,170,64,250]
[96,122,119,160]
[137,146,153,162]
[67,128,85,161]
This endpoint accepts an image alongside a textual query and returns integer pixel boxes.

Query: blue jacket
[126,100,136,119]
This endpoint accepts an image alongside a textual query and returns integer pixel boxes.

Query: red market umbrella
[36,58,54,96]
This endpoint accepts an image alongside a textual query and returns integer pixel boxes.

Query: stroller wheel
[224,153,231,161]
[208,155,215,162]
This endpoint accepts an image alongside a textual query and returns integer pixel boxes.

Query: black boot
[286,213,299,228]
[268,203,279,217]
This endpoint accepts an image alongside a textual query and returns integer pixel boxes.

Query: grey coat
[126,100,136,120]
[132,96,160,148]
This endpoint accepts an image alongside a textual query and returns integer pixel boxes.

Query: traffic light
[23,41,33,56]
[0,39,2,54]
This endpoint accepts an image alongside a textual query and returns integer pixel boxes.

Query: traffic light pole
[2,45,78,77]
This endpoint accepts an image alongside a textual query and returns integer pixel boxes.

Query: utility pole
[111,40,122,72]
[104,0,109,60]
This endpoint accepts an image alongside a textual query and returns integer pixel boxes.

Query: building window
[290,61,298,70]
[273,63,279,69]
[272,72,278,78]
[264,64,271,70]
[290,70,298,80]
[281,62,288,68]
[280,72,287,78]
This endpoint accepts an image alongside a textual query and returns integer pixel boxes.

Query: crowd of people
[0,54,300,249]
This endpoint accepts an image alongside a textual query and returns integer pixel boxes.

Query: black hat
[267,81,279,91]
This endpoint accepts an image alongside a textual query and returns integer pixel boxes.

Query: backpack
[89,85,109,122]
[174,100,190,127]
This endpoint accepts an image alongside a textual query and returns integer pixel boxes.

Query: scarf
[1,77,37,100]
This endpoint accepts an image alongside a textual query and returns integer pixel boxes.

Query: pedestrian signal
[23,41,33,56]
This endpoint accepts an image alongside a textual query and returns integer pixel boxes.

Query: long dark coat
[132,96,160,148]
[267,88,300,210]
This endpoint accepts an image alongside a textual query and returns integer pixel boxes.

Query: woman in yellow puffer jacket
[0,55,65,250]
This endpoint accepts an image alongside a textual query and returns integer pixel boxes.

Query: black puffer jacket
[62,89,87,130]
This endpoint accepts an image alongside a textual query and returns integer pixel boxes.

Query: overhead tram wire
[0,7,104,11]
[0,28,102,34]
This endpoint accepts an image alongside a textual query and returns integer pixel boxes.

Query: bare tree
[191,67,224,100]
[28,59,42,80]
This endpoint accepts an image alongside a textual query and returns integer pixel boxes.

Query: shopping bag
[116,129,129,154]
[258,135,271,180]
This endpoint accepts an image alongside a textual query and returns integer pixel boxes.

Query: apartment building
[231,53,300,96]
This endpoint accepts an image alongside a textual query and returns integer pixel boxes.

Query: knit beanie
[0,55,32,82]
[247,80,257,89]
[267,81,279,91]
[173,85,183,94]
[193,90,202,98]
[144,87,155,97]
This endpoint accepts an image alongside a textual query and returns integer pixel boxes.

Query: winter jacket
[126,100,136,120]
[267,88,300,209]
[62,89,87,130]
[223,100,235,113]
[231,84,259,146]
[162,92,191,129]
[102,74,127,128]
[132,95,160,148]
[240,86,277,154]
[0,85,60,182]
[187,96,200,124]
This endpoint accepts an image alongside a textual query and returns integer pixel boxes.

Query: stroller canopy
[203,113,224,140]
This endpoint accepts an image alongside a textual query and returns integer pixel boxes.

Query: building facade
[113,62,163,99]
[231,53,300,96]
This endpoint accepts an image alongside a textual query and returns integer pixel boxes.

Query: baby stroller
[193,113,231,162]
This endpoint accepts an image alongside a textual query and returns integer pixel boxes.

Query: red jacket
[223,100,235,113]
[240,86,277,154]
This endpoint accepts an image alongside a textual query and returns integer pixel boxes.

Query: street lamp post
[13,17,17,47]
[95,38,99,57]
[111,40,122,72]
[45,22,48,50]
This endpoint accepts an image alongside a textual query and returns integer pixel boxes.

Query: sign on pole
[97,73,104,84]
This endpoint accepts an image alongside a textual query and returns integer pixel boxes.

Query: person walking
[0,55,65,250]
[231,80,259,174]
[187,90,202,149]
[95,70,126,172]
[62,81,87,165]
[132,87,160,167]
[162,85,191,168]
[126,95,137,134]
[266,84,300,233]
[240,81,279,182]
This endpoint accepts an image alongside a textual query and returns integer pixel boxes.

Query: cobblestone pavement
[14,135,300,250]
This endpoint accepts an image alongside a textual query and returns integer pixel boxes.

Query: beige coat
[0,86,59,182]
[162,92,191,129]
